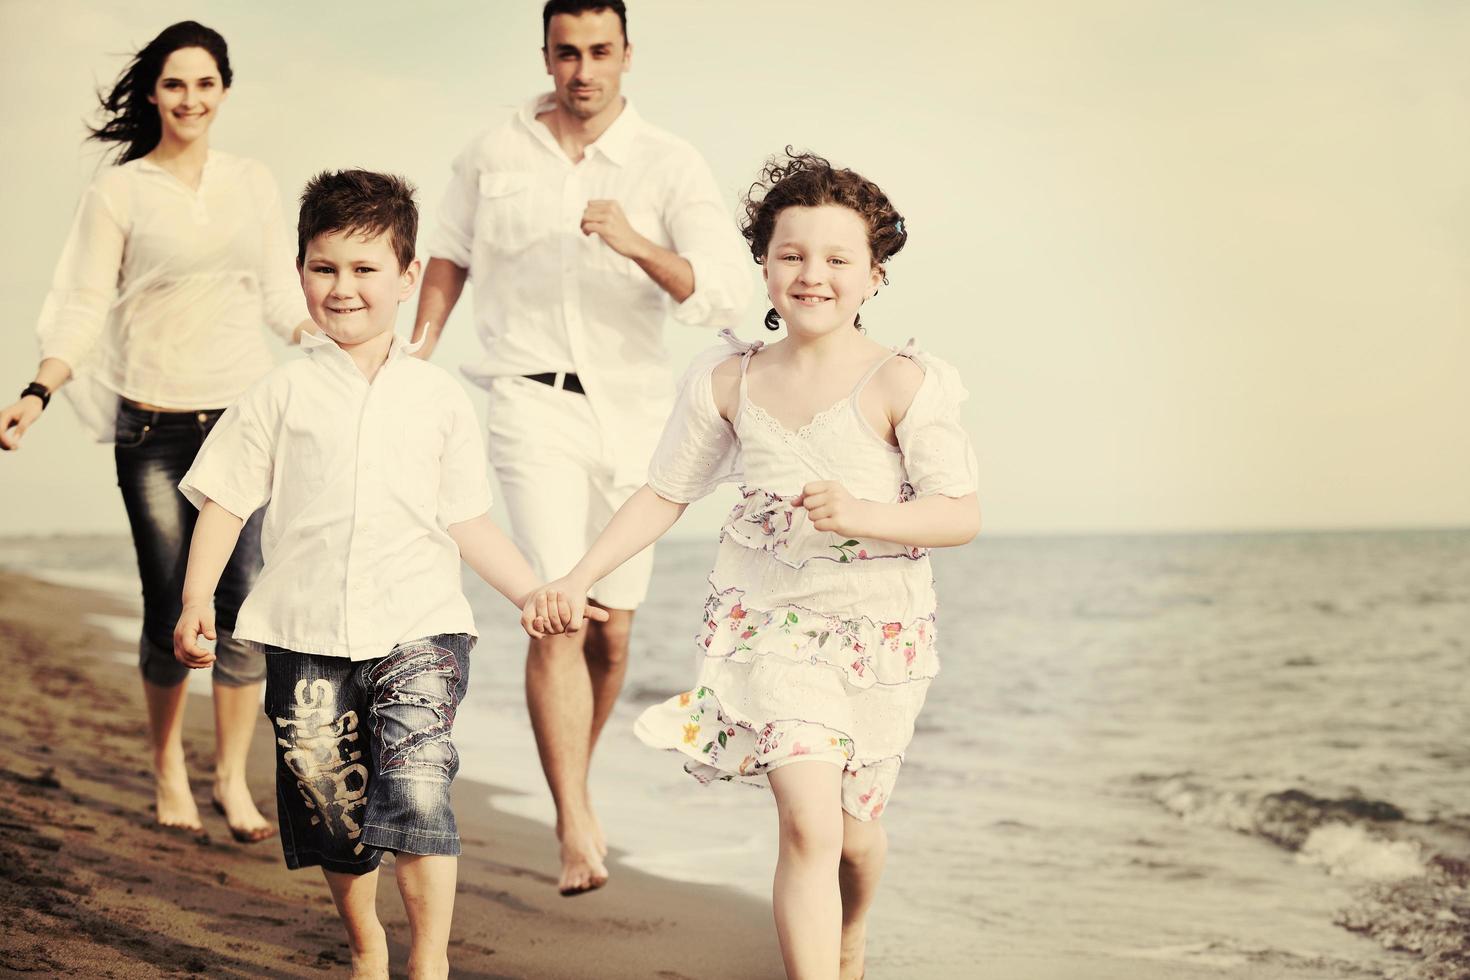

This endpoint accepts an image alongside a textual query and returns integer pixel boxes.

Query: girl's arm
[173,500,247,668]
[522,485,688,637]
[795,481,980,548]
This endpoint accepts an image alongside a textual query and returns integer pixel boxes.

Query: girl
[523,151,980,980]
[0,22,311,841]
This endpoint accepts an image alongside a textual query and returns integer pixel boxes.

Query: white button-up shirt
[429,94,753,484]
[36,150,306,440]
[179,332,494,661]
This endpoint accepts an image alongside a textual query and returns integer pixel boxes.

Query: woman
[0,21,310,841]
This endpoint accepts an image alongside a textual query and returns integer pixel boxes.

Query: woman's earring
[764,307,781,331]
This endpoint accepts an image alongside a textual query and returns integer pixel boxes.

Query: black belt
[524,372,585,395]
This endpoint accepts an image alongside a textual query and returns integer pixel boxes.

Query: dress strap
[848,340,916,402]
[718,328,765,354]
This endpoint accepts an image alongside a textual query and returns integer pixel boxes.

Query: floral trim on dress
[634,684,898,821]
[697,583,939,688]
[720,485,928,569]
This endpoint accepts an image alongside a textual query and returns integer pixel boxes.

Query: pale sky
[2,0,1467,538]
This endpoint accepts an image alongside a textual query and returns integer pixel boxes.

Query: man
[414,0,751,895]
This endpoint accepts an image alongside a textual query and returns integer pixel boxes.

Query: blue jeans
[114,401,264,688]
[263,634,474,875]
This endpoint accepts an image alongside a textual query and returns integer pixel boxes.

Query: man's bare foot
[154,760,203,832]
[347,922,390,980]
[556,819,609,896]
[211,775,275,843]
[840,919,867,980]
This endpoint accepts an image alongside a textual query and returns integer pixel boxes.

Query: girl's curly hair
[740,149,908,284]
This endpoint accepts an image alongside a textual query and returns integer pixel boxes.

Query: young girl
[522,151,979,980]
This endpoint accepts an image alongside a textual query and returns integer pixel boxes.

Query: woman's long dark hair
[88,21,232,165]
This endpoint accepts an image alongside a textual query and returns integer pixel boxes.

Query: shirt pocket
[476,172,538,255]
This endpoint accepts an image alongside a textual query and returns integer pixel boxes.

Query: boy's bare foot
[556,818,609,895]
[839,919,867,980]
[154,761,203,832]
[348,922,390,980]
[406,952,450,980]
[211,776,276,843]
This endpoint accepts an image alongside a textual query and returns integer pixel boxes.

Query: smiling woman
[0,20,312,845]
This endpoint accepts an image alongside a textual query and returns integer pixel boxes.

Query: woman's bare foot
[154,759,202,832]
[347,922,390,980]
[211,775,276,843]
[556,816,609,895]
[839,918,868,980]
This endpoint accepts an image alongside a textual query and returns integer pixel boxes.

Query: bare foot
[590,807,608,858]
[840,919,867,980]
[556,820,609,896]
[154,759,202,832]
[406,952,449,980]
[211,775,276,843]
[347,922,390,980]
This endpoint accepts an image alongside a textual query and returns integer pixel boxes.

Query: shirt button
[197,413,208,423]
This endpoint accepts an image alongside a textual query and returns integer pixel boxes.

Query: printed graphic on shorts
[369,642,461,777]
[274,678,369,855]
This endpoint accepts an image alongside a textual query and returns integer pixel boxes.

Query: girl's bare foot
[211,775,275,843]
[840,919,868,980]
[348,922,390,980]
[154,760,202,832]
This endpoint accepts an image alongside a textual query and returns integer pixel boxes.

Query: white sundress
[634,330,978,820]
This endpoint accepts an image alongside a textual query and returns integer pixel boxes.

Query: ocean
[4,529,1466,979]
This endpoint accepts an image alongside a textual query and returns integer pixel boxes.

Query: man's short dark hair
[542,0,628,44]
[297,170,418,271]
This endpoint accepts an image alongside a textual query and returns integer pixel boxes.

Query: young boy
[171,170,599,979]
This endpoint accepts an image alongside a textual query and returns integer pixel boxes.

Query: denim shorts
[264,634,474,875]
[114,401,265,687]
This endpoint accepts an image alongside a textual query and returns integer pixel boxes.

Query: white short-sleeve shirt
[179,331,494,660]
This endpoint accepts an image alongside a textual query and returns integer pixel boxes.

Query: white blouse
[179,332,494,661]
[36,150,306,439]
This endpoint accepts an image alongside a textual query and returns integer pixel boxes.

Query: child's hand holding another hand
[520,578,611,639]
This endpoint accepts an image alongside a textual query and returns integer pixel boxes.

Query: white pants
[484,375,655,610]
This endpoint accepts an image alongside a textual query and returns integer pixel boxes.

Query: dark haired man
[414,0,750,895]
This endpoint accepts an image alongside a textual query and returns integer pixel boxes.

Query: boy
[171,170,599,979]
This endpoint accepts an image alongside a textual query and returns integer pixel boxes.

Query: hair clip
[894,218,905,236]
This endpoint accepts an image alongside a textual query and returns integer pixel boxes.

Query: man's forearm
[412,258,470,358]
[629,242,695,304]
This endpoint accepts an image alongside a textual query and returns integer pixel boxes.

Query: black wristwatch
[20,382,50,410]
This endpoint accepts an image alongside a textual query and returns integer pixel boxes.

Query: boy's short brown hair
[297,170,417,270]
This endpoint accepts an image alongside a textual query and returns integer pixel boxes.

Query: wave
[1146,776,1470,979]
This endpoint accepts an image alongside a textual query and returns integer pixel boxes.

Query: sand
[0,571,785,979]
